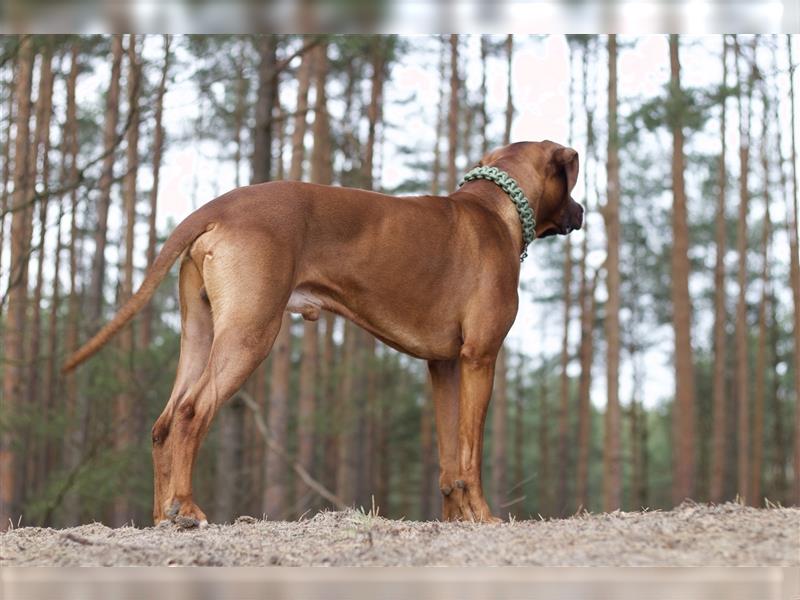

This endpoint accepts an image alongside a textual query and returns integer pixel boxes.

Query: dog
[64,139,583,525]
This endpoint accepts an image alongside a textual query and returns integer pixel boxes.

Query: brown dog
[64,140,582,525]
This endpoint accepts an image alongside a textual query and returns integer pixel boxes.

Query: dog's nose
[571,203,584,231]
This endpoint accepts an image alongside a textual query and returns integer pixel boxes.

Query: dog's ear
[553,147,579,192]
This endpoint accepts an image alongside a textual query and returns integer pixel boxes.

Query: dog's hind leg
[428,359,463,521]
[162,243,293,527]
[151,257,213,524]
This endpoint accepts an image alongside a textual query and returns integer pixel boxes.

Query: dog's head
[477,140,584,239]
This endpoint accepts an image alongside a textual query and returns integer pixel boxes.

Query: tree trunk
[629,356,647,508]
[575,39,596,512]
[360,38,387,508]
[420,38,447,517]
[264,315,291,518]
[214,396,244,523]
[504,35,513,146]
[87,35,124,328]
[252,35,277,185]
[296,43,331,515]
[0,56,15,297]
[538,361,552,516]
[710,36,729,503]
[768,290,787,502]
[264,48,314,519]
[321,312,339,502]
[45,50,73,489]
[786,35,800,506]
[43,190,64,497]
[113,35,141,526]
[603,34,622,512]
[751,85,771,507]
[557,39,574,516]
[669,34,696,505]
[377,359,393,515]
[733,35,753,505]
[420,377,435,519]
[479,36,489,157]
[363,38,385,188]
[25,42,55,498]
[246,36,276,516]
[62,42,83,525]
[490,34,514,516]
[233,41,247,188]
[576,271,598,510]
[432,38,446,194]
[329,58,361,505]
[771,38,792,505]
[0,35,35,528]
[446,34,459,192]
[336,320,357,505]
[491,348,508,512]
[287,51,314,181]
[212,38,251,522]
[141,35,171,349]
[514,358,525,510]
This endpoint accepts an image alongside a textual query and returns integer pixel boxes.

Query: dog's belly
[285,286,461,361]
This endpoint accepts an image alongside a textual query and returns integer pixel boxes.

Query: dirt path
[1,502,797,567]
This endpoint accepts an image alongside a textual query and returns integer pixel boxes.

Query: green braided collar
[458,165,536,262]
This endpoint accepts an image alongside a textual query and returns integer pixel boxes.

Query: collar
[458,165,536,262]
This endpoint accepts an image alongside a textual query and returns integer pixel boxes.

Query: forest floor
[1,501,798,567]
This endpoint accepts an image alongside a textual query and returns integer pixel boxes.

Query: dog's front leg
[428,359,461,521]
[452,346,502,523]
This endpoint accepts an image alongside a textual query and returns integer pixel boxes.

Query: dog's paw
[174,515,201,529]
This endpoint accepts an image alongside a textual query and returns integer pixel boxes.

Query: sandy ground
[1,502,798,567]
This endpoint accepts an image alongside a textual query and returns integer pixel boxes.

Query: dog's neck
[453,178,530,261]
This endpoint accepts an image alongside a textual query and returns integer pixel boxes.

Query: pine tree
[669,34,696,505]
[0,34,35,528]
[296,42,332,515]
[710,36,729,503]
[557,35,575,516]
[141,35,172,349]
[785,35,800,506]
[733,35,754,504]
[446,35,459,192]
[62,40,83,525]
[603,33,622,512]
[0,53,14,273]
[25,40,55,496]
[113,34,142,526]
[575,36,597,511]
[87,35,123,328]
[264,46,314,518]
[752,76,771,507]
[491,34,513,515]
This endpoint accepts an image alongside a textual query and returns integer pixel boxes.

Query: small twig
[62,531,96,545]
[499,495,526,509]
[505,473,537,495]
[239,390,348,511]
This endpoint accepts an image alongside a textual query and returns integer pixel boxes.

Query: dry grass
[1,501,798,567]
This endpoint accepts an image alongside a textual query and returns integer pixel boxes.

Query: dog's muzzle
[565,202,584,233]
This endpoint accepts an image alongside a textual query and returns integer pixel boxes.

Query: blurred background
[0,33,798,528]
[1,0,797,33]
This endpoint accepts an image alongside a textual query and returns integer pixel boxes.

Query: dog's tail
[62,206,213,373]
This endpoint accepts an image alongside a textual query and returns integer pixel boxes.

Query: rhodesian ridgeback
[64,140,583,525]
